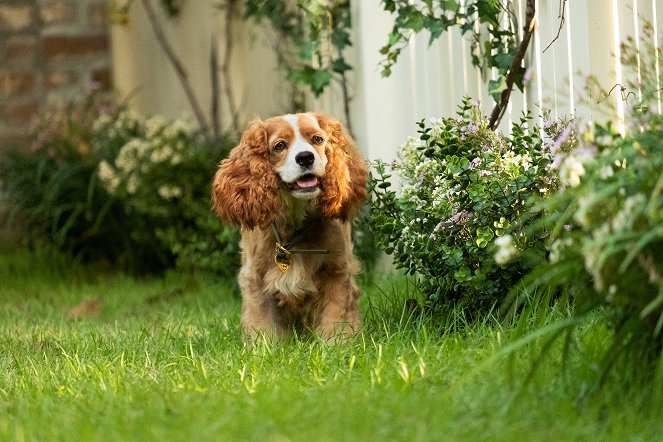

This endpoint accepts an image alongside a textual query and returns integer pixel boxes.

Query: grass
[1,248,662,441]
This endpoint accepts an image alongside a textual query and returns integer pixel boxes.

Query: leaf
[476,0,501,27]
[388,31,402,46]
[402,10,425,32]
[441,0,460,11]
[298,40,316,60]
[427,20,446,45]
[331,58,352,74]
[331,29,351,49]
[495,52,515,70]
[488,77,507,103]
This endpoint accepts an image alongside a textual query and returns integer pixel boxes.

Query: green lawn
[1,248,661,441]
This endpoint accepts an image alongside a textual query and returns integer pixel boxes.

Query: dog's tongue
[296,175,319,189]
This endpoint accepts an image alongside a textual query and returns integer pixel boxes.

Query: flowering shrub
[95,111,239,273]
[369,98,574,309]
[0,94,138,264]
[0,93,238,274]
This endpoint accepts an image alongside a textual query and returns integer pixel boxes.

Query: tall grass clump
[512,27,663,384]
[516,112,663,382]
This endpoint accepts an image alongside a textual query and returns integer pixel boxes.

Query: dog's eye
[273,141,287,152]
[311,135,324,145]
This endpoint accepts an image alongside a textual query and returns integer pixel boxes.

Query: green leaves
[488,78,507,103]
[379,0,522,103]
[288,67,332,96]
[475,226,494,248]
[241,0,352,99]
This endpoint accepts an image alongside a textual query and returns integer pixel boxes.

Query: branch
[140,0,208,132]
[220,0,240,133]
[489,0,536,130]
[210,36,221,138]
[542,0,566,54]
[336,49,352,134]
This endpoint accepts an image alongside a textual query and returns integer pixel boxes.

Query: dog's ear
[315,113,367,221]
[212,119,281,229]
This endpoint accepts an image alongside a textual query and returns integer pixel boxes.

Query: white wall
[111,1,293,132]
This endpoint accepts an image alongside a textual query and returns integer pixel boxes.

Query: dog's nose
[295,151,315,167]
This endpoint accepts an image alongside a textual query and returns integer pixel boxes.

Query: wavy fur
[211,112,367,345]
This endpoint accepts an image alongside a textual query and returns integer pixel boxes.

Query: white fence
[340,0,663,160]
[112,1,663,161]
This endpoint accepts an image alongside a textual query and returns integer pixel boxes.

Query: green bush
[369,98,574,309]
[0,94,238,274]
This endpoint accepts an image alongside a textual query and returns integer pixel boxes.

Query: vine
[241,0,353,130]
[379,0,536,129]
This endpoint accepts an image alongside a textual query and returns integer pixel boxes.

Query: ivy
[241,0,353,122]
[379,0,523,105]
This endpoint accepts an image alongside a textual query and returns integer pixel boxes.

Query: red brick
[91,68,111,91]
[3,36,38,65]
[6,101,39,125]
[42,35,109,59]
[44,70,78,89]
[0,71,35,96]
[0,5,33,32]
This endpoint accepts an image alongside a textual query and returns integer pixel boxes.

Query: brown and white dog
[212,113,367,344]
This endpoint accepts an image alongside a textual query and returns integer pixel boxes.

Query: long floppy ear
[316,113,368,221]
[211,119,281,229]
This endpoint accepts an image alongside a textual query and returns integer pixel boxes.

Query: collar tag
[274,243,292,273]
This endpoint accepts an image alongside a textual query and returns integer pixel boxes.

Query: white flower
[559,155,585,187]
[171,117,196,136]
[599,165,614,179]
[494,234,517,265]
[170,153,182,166]
[127,175,139,194]
[158,185,182,200]
[145,115,168,138]
[92,114,112,132]
[98,160,119,194]
[501,151,532,172]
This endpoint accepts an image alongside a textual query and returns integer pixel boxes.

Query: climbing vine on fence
[241,0,353,128]
[380,1,521,101]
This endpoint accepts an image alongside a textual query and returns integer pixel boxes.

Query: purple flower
[523,67,534,85]
[445,210,469,227]
[551,154,564,170]
[469,157,481,169]
[462,123,478,134]
[552,126,572,153]
[575,145,596,158]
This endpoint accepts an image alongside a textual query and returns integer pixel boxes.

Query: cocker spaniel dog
[212,113,367,344]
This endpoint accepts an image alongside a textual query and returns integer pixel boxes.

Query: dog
[212,112,367,344]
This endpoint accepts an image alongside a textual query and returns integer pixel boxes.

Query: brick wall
[0,0,111,150]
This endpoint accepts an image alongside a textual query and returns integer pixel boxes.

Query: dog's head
[212,113,367,229]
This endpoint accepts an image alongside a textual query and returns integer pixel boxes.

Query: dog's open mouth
[288,174,320,192]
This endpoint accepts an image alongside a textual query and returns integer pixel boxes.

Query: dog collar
[271,222,329,273]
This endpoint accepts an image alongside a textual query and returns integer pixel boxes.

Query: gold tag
[274,243,292,273]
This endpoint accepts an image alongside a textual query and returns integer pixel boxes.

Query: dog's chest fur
[265,254,318,306]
